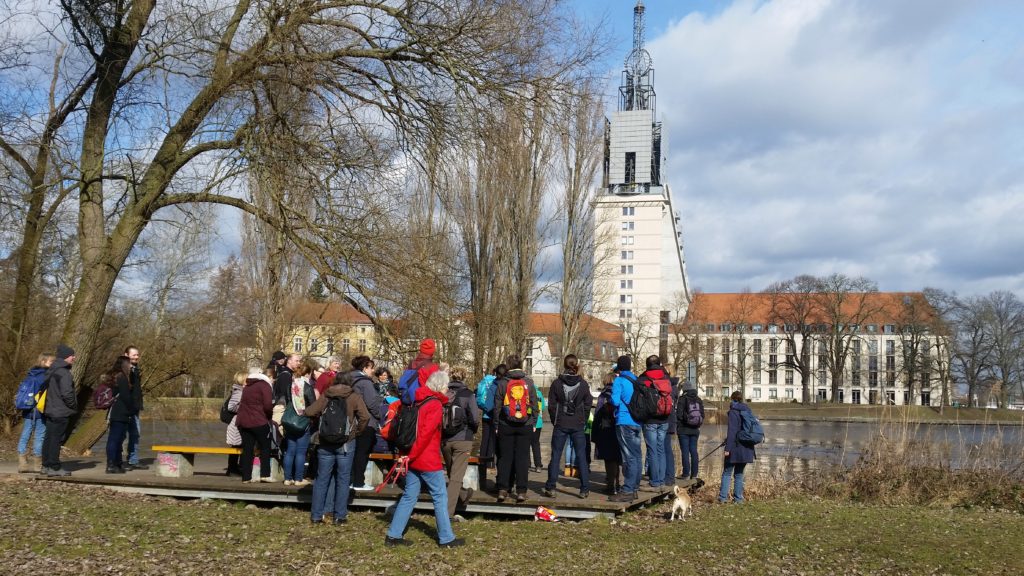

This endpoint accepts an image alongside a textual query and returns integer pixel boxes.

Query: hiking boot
[106,466,126,474]
[311,517,324,524]
[439,538,466,548]
[608,492,636,503]
[579,489,590,500]
[127,463,149,471]
[385,536,413,547]
[540,487,554,498]
[515,491,527,503]
[333,517,347,525]
[18,454,30,473]
[496,489,508,502]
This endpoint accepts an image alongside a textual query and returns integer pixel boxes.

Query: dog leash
[375,456,408,493]
[697,441,726,464]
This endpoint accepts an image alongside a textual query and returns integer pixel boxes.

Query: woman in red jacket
[236,369,275,483]
[384,371,464,548]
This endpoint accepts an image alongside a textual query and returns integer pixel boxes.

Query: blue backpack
[476,375,496,418]
[397,368,419,406]
[15,368,48,411]
[736,409,765,446]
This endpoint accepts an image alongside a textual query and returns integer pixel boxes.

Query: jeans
[678,432,700,479]
[127,414,141,465]
[42,416,69,470]
[664,431,675,484]
[283,429,311,481]
[545,427,589,492]
[642,422,669,487]
[386,469,456,545]
[106,420,130,467]
[18,413,45,456]
[311,441,356,521]
[719,460,747,503]
[616,425,642,494]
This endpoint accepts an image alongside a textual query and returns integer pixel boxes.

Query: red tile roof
[683,292,936,328]
[284,302,372,325]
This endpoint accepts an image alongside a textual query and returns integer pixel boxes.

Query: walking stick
[697,441,726,464]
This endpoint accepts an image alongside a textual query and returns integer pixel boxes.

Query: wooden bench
[150,445,279,479]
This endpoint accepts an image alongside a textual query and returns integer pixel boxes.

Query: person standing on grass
[385,371,465,548]
[442,365,479,521]
[490,355,539,504]
[16,353,53,473]
[105,356,137,474]
[304,371,370,525]
[124,345,147,470]
[348,355,384,492]
[676,381,705,480]
[225,372,246,476]
[41,344,76,477]
[592,371,621,495]
[542,354,593,499]
[720,390,756,503]
[236,368,276,483]
[609,355,641,502]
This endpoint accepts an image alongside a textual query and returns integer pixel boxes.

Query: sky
[570,0,1024,297]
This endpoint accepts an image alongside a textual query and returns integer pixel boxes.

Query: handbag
[281,403,310,435]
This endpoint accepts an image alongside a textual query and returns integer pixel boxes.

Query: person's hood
[349,370,374,386]
[506,368,528,379]
[415,384,449,404]
[683,388,699,399]
[325,383,355,398]
[245,371,272,386]
[643,367,667,380]
[448,379,468,392]
[730,400,750,412]
[557,374,583,386]
[28,366,48,377]
[479,374,496,386]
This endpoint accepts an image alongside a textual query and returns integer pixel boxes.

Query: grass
[0,478,1021,575]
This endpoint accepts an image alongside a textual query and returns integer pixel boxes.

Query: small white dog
[670,485,693,521]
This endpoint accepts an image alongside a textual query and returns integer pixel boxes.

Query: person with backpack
[474,364,504,491]
[637,355,673,491]
[442,366,479,521]
[542,355,593,499]
[489,355,539,503]
[236,368,276,483]
[15,353,54,473]
[592,371,621,495]
[104,356,137,474]
[398,338,440,405]
[346,355,384,491]
[304,370,370,524]
[385,371,465,548]
[224,371,246,476]
[720,390,757,503]
[41,344,77,477]
[609,355,641,502]
[676,381,705,480]
[530,386,546,472]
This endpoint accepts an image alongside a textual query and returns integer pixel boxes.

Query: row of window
[708,323,906,334]
[710,387,933,405]
[293,336,367,354]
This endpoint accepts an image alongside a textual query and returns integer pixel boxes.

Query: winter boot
[18,454,30,473]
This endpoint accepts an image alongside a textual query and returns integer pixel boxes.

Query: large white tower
[593,0,691,360]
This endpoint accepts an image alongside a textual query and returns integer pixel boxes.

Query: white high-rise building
[592,0,691,361]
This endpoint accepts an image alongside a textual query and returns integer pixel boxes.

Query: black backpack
[442,387,472,438]
[219,390,236,425]
[624,374,659,423]
[390,396,439,452]
[318,396,351,445]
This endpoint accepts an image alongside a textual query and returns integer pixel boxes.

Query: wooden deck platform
[37,456,691,520]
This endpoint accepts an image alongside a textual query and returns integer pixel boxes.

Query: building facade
[673,292,950,406]
[282,301,380,366]
[592,1,690,360]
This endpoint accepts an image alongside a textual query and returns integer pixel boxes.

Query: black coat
[108,373,138,423]
[547,374,593,430]
[42,359,76,418]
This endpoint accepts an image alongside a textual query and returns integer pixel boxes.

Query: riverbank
[0,477,1020,575]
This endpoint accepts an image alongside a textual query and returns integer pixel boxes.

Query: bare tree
[766,275,819,404]
[815,274,881,403]
[980,291,1024,408]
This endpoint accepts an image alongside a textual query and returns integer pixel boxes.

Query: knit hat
[271,350,287,362]
[615,355,631,373]
[55,344,75,359]
[419,338,436,357]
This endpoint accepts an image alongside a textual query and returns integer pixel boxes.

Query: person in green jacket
[530,387,545,472]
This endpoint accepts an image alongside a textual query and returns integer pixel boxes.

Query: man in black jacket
[41,344,77,476]
[124,345,148,470]
[542,355,594,499]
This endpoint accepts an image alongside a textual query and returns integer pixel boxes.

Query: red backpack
[379,399,401,440]
[502,377,532,424]
[640,371,673,418]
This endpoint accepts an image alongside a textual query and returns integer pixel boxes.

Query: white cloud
[647,0,1024,296]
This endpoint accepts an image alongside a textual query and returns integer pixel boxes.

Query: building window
[817,389,827,402]
[625,152,636,183]
[622,206,635,216]
[721,387,730,399]
[326,338,334,353]
[342,338,350,352]
[785,370,794,386]
[752,324,763,333]
[621,250,634,260]
[768,324,778,334]
[768,370,777,385]
[622,221,635,231]
[621,236,634,245]
[753,388,762,399]
[359,339,367,353]
[293,337,303,353]
[867,324,877,333]
[753,371,762,385]
[769,388,778,400]
[619,309,633,319]
[785,388,794,399]
[620,280,633,289]
[619,294,633,304]
[883,324,896,334]
[620,265,634,274]
[852,389,862,404]
[310,338,319,353]
[705,386,715,398]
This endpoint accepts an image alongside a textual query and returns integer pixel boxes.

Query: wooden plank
[151,445,241,455]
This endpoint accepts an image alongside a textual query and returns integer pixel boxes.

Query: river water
[135,419,1024,478]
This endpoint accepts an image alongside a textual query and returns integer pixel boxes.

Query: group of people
[14,344,146,476]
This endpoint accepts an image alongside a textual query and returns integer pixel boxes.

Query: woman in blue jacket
[720,391,756,503]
